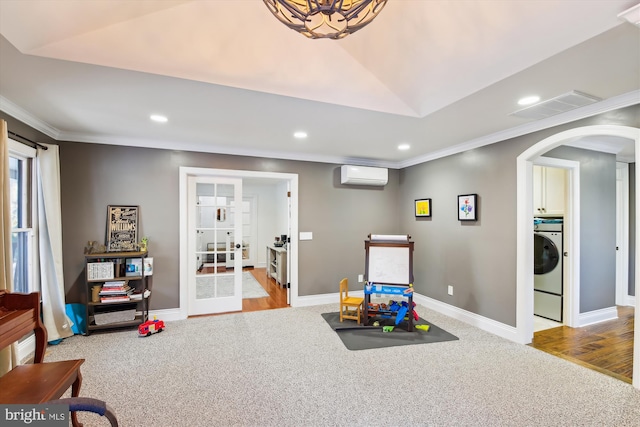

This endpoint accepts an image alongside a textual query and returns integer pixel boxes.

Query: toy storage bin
[94,308,136,325]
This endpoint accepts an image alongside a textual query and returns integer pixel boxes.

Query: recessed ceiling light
[294,131,307,139]
[517,96,540,106]
[398,143,410,150]
[150,114,168,123]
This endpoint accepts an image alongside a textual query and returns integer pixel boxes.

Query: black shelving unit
[84,251,150,335]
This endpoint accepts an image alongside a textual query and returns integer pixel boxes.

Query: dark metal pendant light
[263,0,388,40]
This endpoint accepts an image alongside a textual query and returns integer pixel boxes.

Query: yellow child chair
[339,278,364,325]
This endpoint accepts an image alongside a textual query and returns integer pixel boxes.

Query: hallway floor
[530,306,634,383]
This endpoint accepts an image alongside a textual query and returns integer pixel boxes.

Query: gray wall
[398,105,639,326]
[54,142,400,309]
[2,105,637,324]
[399,141,530,326]
[545,146,617,312]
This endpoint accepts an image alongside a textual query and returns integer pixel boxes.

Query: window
[9,139,37,293]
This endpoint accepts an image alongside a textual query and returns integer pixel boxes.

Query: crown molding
[57,131,397,168]
[397,90,640,169]
[0,96,60,139]
[2,90,638,170]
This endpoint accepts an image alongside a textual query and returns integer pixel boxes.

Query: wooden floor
[530,306,634,383]
[193,266,289,315]
[242,267,289,312]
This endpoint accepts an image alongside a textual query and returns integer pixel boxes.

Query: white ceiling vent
[509,90,601,120]
[618,3,640,28]
[341,165,388,186]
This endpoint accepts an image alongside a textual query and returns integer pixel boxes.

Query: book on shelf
[144,257,153,276]
[130,289,151,300]
[87,262,114,280]
[100,295,131,303]
[125,258,143,277]
[99,287,132,296]
[104,280,127,286]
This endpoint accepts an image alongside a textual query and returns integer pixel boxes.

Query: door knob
[563,252,568,257]
[235,243,241,249]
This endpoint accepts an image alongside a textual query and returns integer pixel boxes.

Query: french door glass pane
[195,183,236,299]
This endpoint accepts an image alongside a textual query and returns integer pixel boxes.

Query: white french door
[188,176,243,315]
[225,196,256,269]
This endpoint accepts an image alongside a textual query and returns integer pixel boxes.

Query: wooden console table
[0,291,85,427]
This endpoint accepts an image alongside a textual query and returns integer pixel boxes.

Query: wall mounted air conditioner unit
[340,165,388,186]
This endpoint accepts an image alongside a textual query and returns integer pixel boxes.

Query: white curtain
[37,144,73,341]
[0,120,17,374]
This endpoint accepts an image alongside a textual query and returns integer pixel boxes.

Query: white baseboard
[149,308,186,322]
[577,306,618,327]
[66,294,631,348]
[412,294,520,342]
[292,291,519,343]
[624,295,636,307]
[292,290,364,307]
[113,293,633,345]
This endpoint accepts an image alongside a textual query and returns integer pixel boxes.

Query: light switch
[299,232,313,241]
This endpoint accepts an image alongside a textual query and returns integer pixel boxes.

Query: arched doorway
[515,125,640,389]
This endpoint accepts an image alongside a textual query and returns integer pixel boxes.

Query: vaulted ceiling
[0,1,638,167]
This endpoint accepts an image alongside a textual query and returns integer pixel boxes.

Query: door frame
[515,125,640,390]
[616,162,630,306]
[179,167,299,317]
[532,157,580,328]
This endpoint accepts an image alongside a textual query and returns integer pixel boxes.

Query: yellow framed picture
[415,198,431,217]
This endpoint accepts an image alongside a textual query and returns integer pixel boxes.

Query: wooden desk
[0,359,84,402]
[0,291,85,427]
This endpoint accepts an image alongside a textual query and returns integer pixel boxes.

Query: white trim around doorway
[178,167,299,319]
[516,125,640,390]
[533,157,580,329]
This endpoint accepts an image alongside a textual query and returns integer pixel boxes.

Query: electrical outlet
[447,285,453,296]
[358,274,364,282]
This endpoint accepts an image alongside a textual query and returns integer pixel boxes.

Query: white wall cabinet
[533,165,566,216]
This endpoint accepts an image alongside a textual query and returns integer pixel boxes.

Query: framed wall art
[415,198,432,217]
[458,194,477,221]
[106,205,139,252]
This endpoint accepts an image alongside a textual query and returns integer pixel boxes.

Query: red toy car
[138,317,165,336]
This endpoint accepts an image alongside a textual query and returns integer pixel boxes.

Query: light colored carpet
[196,271,268,299]
[45,304,640,427]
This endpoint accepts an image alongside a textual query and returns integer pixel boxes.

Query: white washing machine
[534,220,563,322]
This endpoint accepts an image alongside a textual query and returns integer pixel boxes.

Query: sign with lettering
[1,404,68,426]
[106,205,139,252]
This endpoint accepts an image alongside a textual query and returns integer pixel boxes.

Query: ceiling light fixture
[517,96,540,106]
[263,0,388,39]
[150,114,168,123]
[294,131,308,139]
[398,143,410,151]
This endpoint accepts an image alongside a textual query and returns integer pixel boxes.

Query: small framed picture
[458,194,477,221]
[415,198,432,217]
